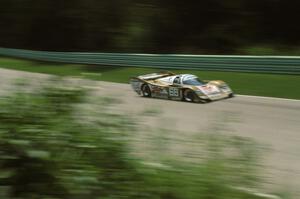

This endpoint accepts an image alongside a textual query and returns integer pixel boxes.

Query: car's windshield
[183,78,205,86]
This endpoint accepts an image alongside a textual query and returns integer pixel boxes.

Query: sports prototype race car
[130,71,234,103]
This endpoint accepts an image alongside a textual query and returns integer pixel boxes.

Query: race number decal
[169,87,179,97]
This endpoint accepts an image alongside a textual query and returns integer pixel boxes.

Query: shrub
[0,79,274,199]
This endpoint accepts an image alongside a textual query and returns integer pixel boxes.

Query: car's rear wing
[136,71,175,81]
[130,71,175,94]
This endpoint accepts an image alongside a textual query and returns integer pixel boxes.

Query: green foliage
[0,80,148,199]
[0,79,277,199]
[240,45,300,56]
[241,46,279,56]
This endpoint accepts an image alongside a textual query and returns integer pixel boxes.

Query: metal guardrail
[0,47,300,74]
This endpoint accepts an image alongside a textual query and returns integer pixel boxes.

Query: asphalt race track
[1,68,300,196]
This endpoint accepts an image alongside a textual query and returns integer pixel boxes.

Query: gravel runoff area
[1,68,300,197]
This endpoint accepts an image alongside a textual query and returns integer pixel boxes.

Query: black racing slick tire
[183,89,199,103]
[142,84,151,97]
[183,89,208,103]
[228,93,234,98]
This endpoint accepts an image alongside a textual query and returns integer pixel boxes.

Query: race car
[130,71,234,103]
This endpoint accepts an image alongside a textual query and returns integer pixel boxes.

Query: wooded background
[0,0,299,54]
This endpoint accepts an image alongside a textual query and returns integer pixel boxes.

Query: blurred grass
[0,79,277,199]
[0,57,299,99]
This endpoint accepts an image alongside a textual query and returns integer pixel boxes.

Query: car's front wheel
[183,89,205,103]
[183,89,194,102]
[141,84,151,97]
[228,93,234,98]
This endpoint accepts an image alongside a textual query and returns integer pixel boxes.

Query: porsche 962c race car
[130,71,234,103]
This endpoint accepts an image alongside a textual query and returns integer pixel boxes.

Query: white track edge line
[237,94,300,102]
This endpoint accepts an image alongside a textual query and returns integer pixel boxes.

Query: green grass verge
[0,57,299,99]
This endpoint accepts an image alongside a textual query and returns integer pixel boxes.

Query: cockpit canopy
[181,75,205,86]
[158,74,205,86]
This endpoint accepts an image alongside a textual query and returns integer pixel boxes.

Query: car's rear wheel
[142,84,151,97]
